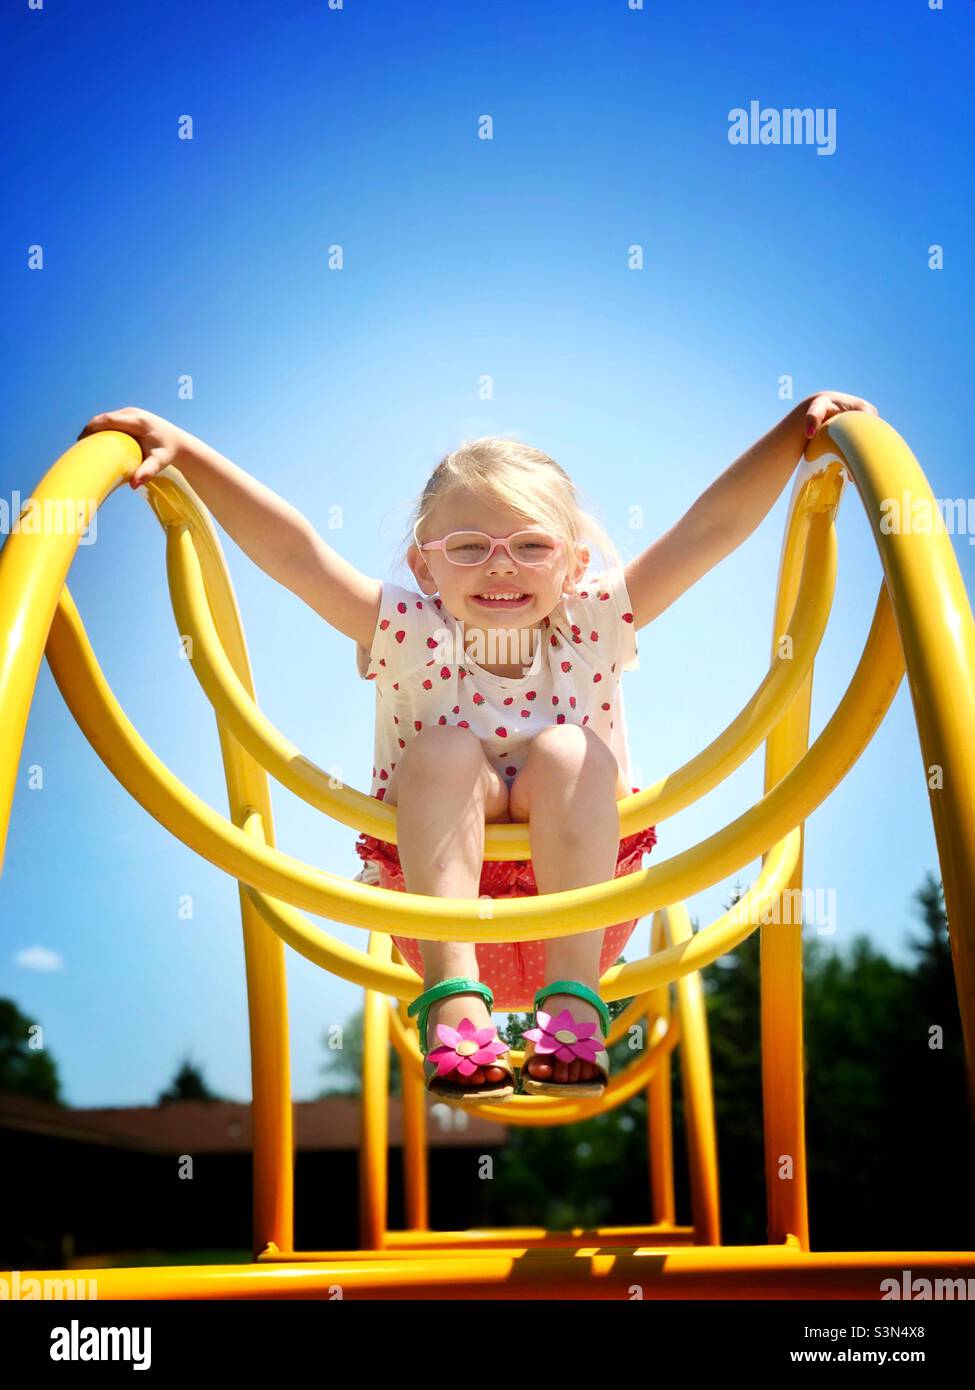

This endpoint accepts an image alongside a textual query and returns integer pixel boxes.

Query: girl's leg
[508,725,627,1083]
[386,725,511,1084]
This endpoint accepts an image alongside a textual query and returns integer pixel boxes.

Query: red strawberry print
[572,633,581,643]
[580,590,589,598]
[438,715,447,724]
[521,710,530,718]
[526,690,536,701]
[601,702,610,711]
[414,720,423,731]
[556,713,566,724]
[426,637,439,649]
[551,695,559,705]
[569,696,576,708]
[598,591,609,601]
[366,672,377,681]
[622,612,633,623]
[440,666,450,680]
[422,679,432,690]
[394,630,406,643]
[472,692,485,705]
[506,766,517,776]
[590,630,599,642]
[549,634,558,646]
[560,660,572,673]
[496,727,508,738]
[397,602,407,614]
[379,618,390,631]
[582,715,589,725]
[379,768,389,780]
[398,738,406,749]
[393,715,399,724]
[570,624,580,634]
[458,720,470,729]
[452,705,460,714]
[503,696,514,705]
[376,787,386,800]
[393,682,400,691]
[593,672,602,683]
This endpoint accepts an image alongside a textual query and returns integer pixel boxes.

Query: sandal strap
[407,976,496,1054]
[533,978,611,1037]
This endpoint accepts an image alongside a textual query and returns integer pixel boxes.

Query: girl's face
[409,493,588,635]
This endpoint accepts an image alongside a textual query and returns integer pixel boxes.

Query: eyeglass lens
[444,531,559,565]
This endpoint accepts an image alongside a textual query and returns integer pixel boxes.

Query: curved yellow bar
[809,414,975,1111]
[0,431,141,872]
[41,575,903,940]
[163,476,838,846]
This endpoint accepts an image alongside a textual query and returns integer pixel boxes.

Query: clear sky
[2,0,973,1107]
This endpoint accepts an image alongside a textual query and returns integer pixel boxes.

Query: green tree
[318,1008,403,1098]
[0,998,63,1102]
[157,1055,219,1103]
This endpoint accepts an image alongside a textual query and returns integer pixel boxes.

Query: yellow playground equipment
[1,414,974,1299]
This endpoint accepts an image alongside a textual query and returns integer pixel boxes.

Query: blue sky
[1,0,973,1107]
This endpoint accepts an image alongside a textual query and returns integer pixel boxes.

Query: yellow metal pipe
[41,576,903,942]
[7,1248,975,1299]
[0,431,140,872]
[658,904,721,1246]
[760,458,822,1252]
[391,943,430,1233]
[645,919,678,1231]
[360,932,391,1251]
[810,414,975,1114]
[163,478,837,847]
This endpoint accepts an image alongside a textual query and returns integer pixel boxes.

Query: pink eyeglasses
[413,523,565,567]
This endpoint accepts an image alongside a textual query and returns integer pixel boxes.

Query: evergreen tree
[157,1055,219,1103]
[0,998,62,1102]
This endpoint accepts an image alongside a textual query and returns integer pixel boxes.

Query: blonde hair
[393,436,623,588]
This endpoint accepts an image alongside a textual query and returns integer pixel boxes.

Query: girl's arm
[77,407,381,650]
[622,391,877,630]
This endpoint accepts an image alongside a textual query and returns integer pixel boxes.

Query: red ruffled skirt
[354,787,658,1010]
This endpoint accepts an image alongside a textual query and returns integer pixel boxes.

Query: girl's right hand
[77,406,188,489]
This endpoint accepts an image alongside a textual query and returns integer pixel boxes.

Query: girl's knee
[527,724,618,784]
[399,723,484,775]
[395,726,508,813]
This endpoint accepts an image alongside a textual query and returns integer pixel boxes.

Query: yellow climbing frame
[0,413,973,1298]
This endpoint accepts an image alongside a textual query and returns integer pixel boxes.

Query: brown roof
[0,1091,509,1153]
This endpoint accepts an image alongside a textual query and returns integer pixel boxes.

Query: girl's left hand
[803,392,879,453]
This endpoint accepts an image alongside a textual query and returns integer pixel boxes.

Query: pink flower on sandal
[523,1008,603,1063]
[427,1017,509,1079]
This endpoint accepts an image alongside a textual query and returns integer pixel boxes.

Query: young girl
[78,392,877,1104]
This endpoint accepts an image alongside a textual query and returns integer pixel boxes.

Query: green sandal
[520,979,612,1097]
[407,976,515,1102]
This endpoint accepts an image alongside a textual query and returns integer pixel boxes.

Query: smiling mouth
[470,592,532,608]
